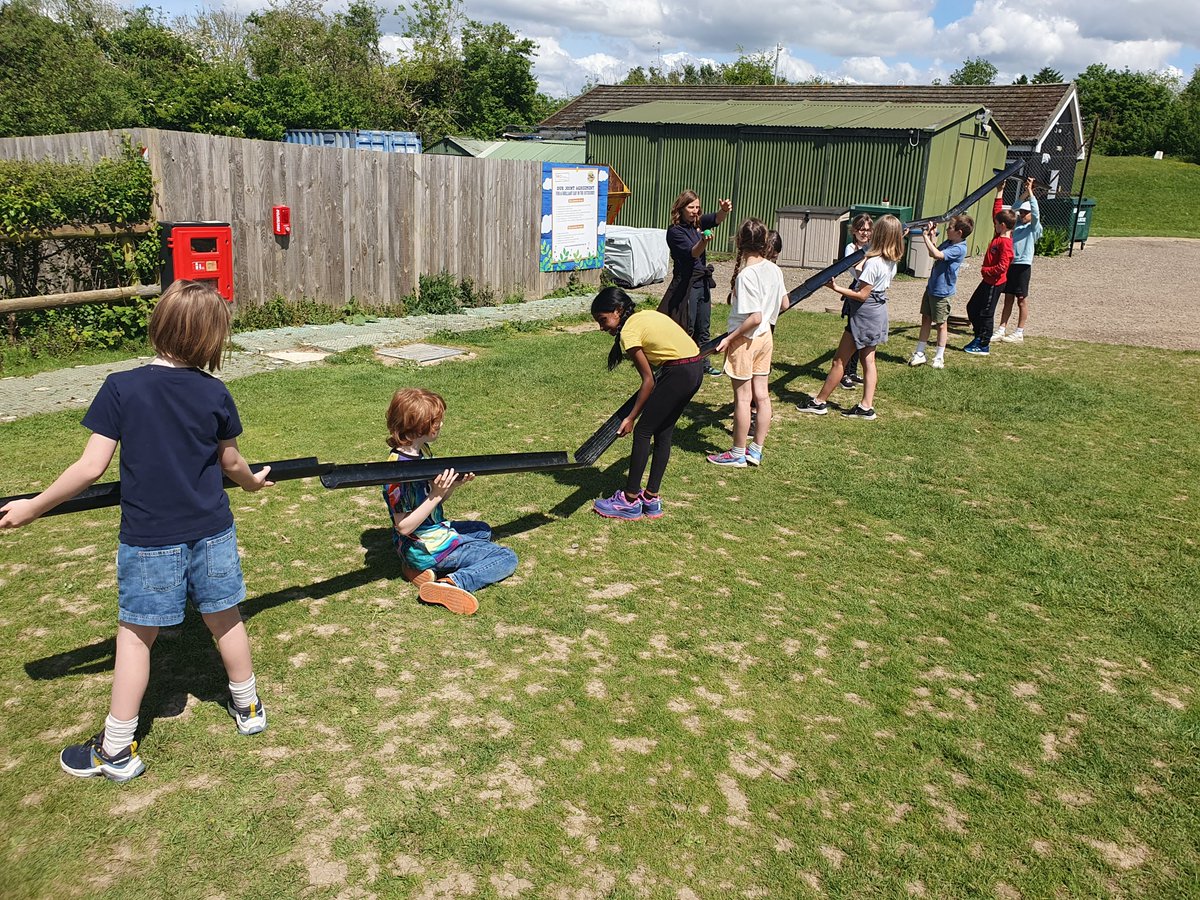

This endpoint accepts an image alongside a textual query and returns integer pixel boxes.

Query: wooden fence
[0,128,590,307]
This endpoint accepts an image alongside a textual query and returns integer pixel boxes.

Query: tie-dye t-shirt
[381,448,461,570]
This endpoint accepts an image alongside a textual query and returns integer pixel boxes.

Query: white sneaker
[991,326,1006,340]
[909,351,927,367]
[931,356,945,369]
[1002,332,1024,343]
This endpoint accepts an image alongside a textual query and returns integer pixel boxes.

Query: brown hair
[849,213,873,235]
[670,190,700,226]
[994,208,1017,231]
[765,229,782,263]
[728,218,771,303]
[386,388,447,448]
[149,280,232,371]
[949,214,974,240]
[865,215,905,263]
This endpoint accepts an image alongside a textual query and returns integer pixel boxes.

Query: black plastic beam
[0,457,332,518]
[319,452,576,489]
[572,160,1027,467]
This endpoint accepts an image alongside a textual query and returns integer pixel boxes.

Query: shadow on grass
[22,526,406,741]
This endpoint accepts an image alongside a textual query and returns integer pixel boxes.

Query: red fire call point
[272,205,291,236]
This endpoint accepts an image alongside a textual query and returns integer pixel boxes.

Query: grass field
[1,311,1198,898]
[1086,154,1200,238]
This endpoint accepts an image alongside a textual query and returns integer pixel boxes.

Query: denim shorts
[117,524,246,627]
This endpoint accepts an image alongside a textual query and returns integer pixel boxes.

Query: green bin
[1040,197,1097,249]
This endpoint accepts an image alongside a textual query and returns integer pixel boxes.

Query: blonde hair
[670,190,700,225]
[386,388,446,448]
[865,215,905,263]
[728,218,771,303]
[149,280,232,371]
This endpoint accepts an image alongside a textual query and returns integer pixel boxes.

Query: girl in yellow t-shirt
[591,287,704,520]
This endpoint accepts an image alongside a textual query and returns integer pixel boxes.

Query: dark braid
[728,247,745,304]
[591,286,638,370]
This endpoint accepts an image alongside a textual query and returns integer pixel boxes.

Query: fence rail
[0,129,589,308]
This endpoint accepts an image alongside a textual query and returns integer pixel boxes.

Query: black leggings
[967,281,1004,344]
[626,360,704,495]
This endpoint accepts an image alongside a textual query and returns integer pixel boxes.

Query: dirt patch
[706,237,1200,351]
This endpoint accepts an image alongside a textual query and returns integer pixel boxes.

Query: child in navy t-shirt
[0,281,273,782]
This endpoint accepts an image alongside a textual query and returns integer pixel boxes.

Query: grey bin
[775,206,849,268]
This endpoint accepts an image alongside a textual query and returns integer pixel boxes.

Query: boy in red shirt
[964,189,1017,356]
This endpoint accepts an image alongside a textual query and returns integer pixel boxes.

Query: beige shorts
[723,331,774,380]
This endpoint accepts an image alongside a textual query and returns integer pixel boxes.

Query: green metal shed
[585,100,1010,256]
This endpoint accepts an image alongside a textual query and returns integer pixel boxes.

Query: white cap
[1016,201,1032,212]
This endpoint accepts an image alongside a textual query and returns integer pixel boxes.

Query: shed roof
[541,83,1075,144]
[431,136,586,162]
[590,100,992,133]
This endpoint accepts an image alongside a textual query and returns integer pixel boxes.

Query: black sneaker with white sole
[796,396,829,415]
[841,404,877,420]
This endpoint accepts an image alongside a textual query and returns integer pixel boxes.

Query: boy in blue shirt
[909,214,973,369]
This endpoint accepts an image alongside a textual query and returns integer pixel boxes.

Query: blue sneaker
[593,489,644,520]
[746,445,763,467]
[707,449,747,467]
[640,492,664,518]
[227,697,268,735]
[60,731,145,782]
[964,342,990,356]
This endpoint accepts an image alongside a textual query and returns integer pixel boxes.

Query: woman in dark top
[658,190,732,376]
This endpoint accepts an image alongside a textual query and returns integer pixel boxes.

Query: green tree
[0,0,135,136]
[950,56,997,86]
[1032,66,1063,84]
[1076,63,1177,156]
[1012,74,1029,85]
[458,20,539,137]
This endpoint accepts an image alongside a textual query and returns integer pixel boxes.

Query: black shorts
[1003,264,1032,297]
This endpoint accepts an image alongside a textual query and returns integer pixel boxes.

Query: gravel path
[716,236,1200,351]
[1,295,593,421]
[2,237,1195,422]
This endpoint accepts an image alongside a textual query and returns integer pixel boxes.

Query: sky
[138,0,1200,98]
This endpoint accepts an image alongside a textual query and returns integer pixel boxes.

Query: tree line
[0,0,559,146]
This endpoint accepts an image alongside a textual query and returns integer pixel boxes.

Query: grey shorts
[845,301,888,349]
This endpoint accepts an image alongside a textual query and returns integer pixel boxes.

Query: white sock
[915,341,927,354]
[103,714,138,756]
[748,442,762,454]
[1013,328,1023,336]
[229,674,259,710]
[732,446,745,456]
[934,346,946,360]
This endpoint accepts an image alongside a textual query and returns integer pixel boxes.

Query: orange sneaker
[400,563,435,586]
[418,578,479,615]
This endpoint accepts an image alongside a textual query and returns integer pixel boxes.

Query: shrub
[1035,227,1070,257]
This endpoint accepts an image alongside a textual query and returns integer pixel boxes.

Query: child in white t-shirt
[708,218,788,467]
[796,215,906,420]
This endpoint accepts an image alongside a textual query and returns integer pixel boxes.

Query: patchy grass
[1,312,1198,898]
[1087,154,1200,237]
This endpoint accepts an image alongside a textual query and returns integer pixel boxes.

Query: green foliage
[404,271,498,315]
[1034,227,1070,257]
[620,47,790,86]
[1076,64,1178,157]
[0,0,136,137]
[541,270,595,299]
[950,56,997,85]
[1032,66,1063,84]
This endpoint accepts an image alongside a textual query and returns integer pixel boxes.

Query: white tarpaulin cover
[603,225,669,288]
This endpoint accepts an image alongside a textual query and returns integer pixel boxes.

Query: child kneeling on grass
[382,388,517,615]
[0,280,273,783]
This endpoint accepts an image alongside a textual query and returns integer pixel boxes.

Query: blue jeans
[435,521,517,594]
[117,524,246,627]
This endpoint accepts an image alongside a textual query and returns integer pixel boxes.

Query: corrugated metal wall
[589,124,947,251]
